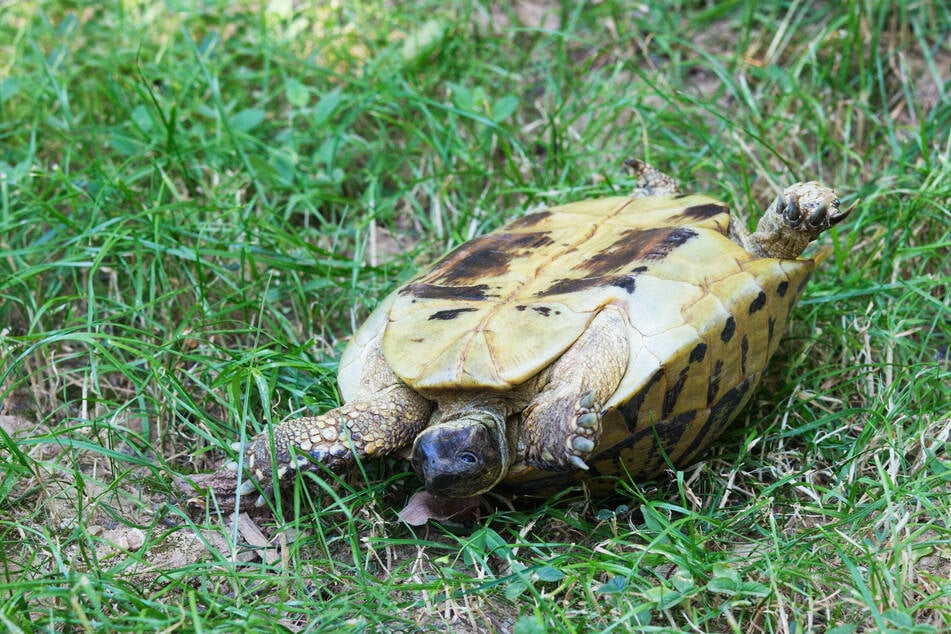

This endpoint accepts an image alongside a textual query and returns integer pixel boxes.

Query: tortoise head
[411,410,508,498]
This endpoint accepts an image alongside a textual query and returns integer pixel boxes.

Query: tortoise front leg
[239,343,433,498]
[520,306,629,471]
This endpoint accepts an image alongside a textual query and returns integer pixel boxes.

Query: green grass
[1,0,948,631]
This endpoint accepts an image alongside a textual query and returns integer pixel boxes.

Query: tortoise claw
[776,182,843,233]
[572,437,595,453]
[774,192,785,211]
[569,455,590,471]
[578,390,596,410]
[828,200,856,227]
[782,196,803,226]
[237,478,258,496]
[577,412,598,429]
[237,477,273,507]
[804,200,829,229]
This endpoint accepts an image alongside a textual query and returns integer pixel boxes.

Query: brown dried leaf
[0,415,46,437]
[368,220,418,266]
[235,511,282,565]
[98,527,146,552]
[397,491,483,526]
[488,0,561,31]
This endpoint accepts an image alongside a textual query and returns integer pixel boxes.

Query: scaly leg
[733,182,846,259]
[521,306,629,471]
[239,340,433,498]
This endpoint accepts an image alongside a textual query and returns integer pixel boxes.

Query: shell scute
[584,251,815,480]
[383,193,728,390]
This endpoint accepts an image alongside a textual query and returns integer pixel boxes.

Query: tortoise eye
[458,451,479,465]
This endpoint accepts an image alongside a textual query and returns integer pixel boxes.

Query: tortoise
[235,161,847,501]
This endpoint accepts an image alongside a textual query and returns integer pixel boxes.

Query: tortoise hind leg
[520,306,629,471]
[733,182,845,259]
[241,342,433,497]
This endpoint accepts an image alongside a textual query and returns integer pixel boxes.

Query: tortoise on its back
[237,161,847,500]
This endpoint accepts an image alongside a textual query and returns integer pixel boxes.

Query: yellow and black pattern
[383,194,732,391]
[241,170,845,499]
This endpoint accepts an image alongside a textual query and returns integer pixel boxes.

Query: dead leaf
[486,0,561,31]
[99,527,146,552]
[0,415,46,437]
[368,219,418,266]
[234,511,281,565]
[397,491,483,526]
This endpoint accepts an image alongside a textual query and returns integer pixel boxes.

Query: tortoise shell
[237,165,845,502]
[337,193,812,489]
